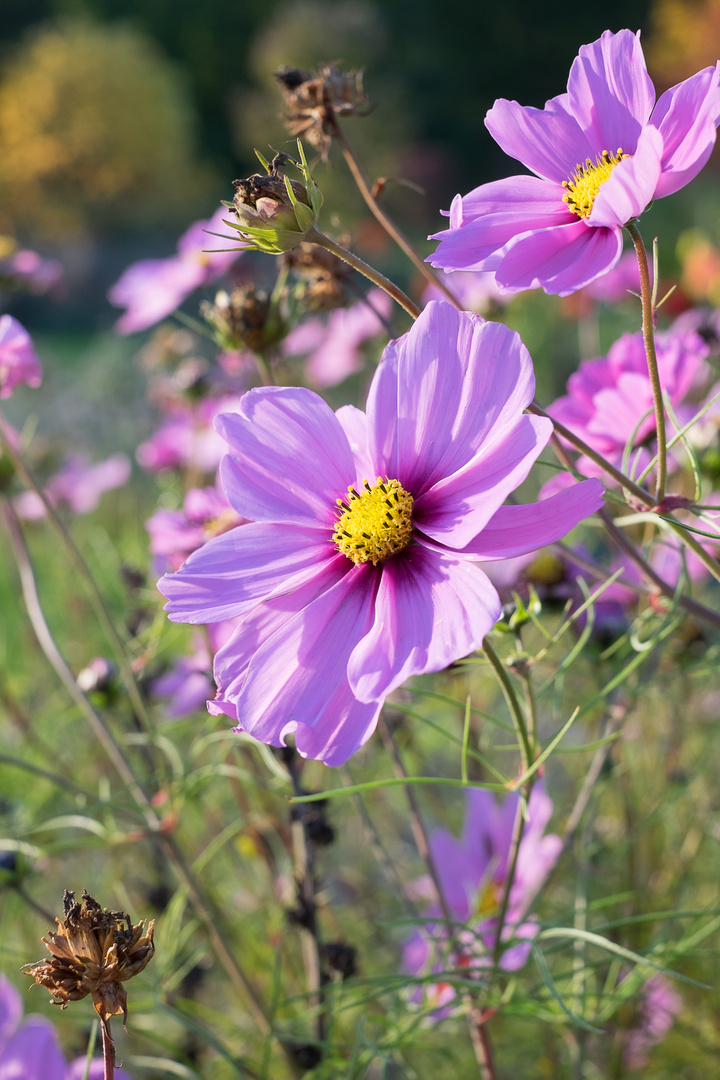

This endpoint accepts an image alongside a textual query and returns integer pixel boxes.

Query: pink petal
[215,387,356,527]
[159,522,335,623]
[497,219,623,296]
[368,304,536,501]
[566,29,655,153]
[0,1018,66,1080]
[454,478,605,558]
[652,63,720,198]
[225,561,381,765]
[0,975,22,1046]
[335,404,374,480]
[347,545,500,703]
[416,414,552,549]
[0,315,42,398]
[589,125,663,228]
[486,94,594,182]
[428,176,574,274]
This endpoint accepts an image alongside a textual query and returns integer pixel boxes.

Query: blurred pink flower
[147,484,243,574]
[151,621,237,719]
[159,301,603,764]
[0,973,132,1080]
[0,249,63,294]
[14,453,130,520]
[109,207,240,334]
[402,787,562,1017]
[624,974,682,1070]
[581,250,644,304]
[422,270,507,312]
[283,287,392,387]
[429,30,720,295]
[136,395,246,474]
[0,314,42,399]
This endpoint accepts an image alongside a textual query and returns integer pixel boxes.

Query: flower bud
[224,143,322,255]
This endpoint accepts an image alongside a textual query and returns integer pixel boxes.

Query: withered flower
[275,64,368,159]
[23,889,155,1027]
[225,143,323,255]
[281,240,355,312]
[201,284,287,353]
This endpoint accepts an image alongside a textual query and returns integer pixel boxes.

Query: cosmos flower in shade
[624,974,682,1070]
[544,329,710,489]
[402,787,561,1017]
[0,974,133,1080]
[159,301,603,765]
[0,314,42,398]
[283,287,392,387]
[428,30,720,295]
[147,485,243,574]
[14,453,131,521]
[108,207,240,334]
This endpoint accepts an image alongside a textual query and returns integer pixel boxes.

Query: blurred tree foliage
[0,20,212,238]
[645,0,720,87]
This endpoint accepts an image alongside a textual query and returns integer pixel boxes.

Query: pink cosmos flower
[136,395,246,474]
[429,30,720,295]
[159,301,603,764]
[152,621,237,719]
[109,207,240,334]
[0,974,132,1080]
[545,329,710,487]
[580,250,644,304]
[14,453,131,520]
[283,287,392,387]
[147,485,243,574]
[624,974,682,1070]
[0,314,42,398]
[402,787,561,1017]
[0,249,63,294]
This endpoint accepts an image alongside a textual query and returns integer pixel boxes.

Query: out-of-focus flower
[108,207,240,334]
[146,485,243,574]
[275,64,368,159]
[136,395,246,474]
[159,301,603,764]
[677,228,720,305]
[624,974,682,1070]
[545,329,710,485]
[0,973,133,1080]
[0,314,42,398]
[14,453,131,521]
[225,144,323,255]
[202,283,288,354]
[402,787,561,1017]
[283,287,392,387]
[0,240,63,294]
[151,621,236,719]
[429,30,720,295]
[581,250,644,304]
[24,890,154,1026]
[422,270,507,313]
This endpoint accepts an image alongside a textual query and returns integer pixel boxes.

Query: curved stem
[307,226,421,319]
[482,637,533,772]
[329,119,462,309]
[626,219,667,502]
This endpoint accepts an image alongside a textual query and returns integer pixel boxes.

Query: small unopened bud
[23,889,155,1028]
[275,64,368,159]
[76,657,117,695]
[201,284,287,353]
[224,143,322,255]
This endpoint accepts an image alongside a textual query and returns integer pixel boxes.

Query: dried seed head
[23,889,155,1027]
[281,239,355,312]
[202,284,287,353]
[275,63,368,159]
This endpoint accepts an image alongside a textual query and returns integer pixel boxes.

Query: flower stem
[102,1021,114,1080]
[482,638,533,772]
[328,118,463,309]
[307,226,421,320]
[626,218,667,502]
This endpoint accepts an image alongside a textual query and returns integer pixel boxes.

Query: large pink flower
[0,315,42,398]
[429,30,720,295]
[159,302,603,765]
[108,207,240,334]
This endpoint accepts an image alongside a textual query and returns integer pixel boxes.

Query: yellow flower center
[562,148,627,218]
[333,477,414,566]
[475,881,501,918]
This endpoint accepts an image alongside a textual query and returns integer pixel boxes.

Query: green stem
[626,219,667,502]
[329,118,463,310]
[482,638,533,772]
[307,226,421,320]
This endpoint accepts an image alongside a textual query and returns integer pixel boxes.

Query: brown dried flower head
[281,240,355,312]
[202,283,287,353]
[23,889,155,1027]
[275,63,368,159]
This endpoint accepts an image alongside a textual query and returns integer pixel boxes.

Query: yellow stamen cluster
[333,477,414,566]
[475,881,501,918]
[562,148,626,218]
